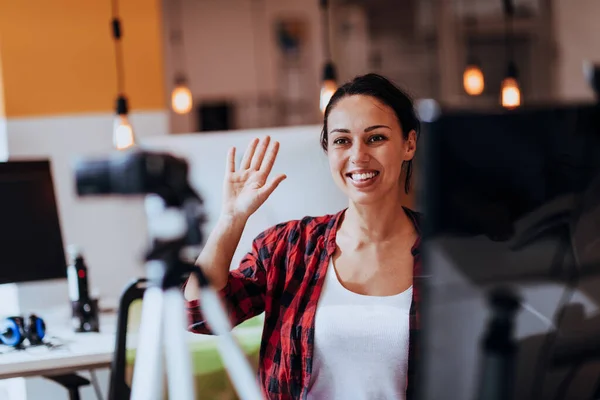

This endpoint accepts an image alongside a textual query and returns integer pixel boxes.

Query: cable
[502,0,515,65]
[89,369,104,400]
[461,0,472,64]
[319,0,331,62]
[171,0,188,80]
[110,0,125,97]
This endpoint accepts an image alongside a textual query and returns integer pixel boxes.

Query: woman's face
[326,95,416,205]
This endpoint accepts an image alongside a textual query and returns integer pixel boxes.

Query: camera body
[74,149,194,207]
[74,148,205,249]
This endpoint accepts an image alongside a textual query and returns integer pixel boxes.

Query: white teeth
[350,172,377,181]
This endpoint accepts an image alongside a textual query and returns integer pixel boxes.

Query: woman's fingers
[259,173,287,198]
[240,138,259,170]
[259,140,280,177]
[226,146,236,174]
[250,136,271,170]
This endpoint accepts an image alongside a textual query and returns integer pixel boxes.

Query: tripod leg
[130,284,165,400]
[163,287,196,400]
[199,286,264,400]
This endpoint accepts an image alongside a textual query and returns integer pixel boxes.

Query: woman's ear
[404,129,417,161]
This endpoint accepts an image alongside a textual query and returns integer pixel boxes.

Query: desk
[0,307,264,400]
[0,312,117,380]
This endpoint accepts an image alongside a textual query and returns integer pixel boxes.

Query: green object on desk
[125,299,264,399]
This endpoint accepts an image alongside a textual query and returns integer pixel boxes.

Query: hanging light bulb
[113,96,136,150]
[114,115,135,150]
[463,63,484,96]
[501,78,520,108]
[501,62,521,109]
[320,62,337,113]
[171,75,193,114]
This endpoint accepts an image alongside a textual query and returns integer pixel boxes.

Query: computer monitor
[416,102,600,400]
[0,160,67,285]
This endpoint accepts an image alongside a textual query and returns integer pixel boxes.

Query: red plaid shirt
[185,207,422,400]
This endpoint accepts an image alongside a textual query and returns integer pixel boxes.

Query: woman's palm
[223,136,286,218]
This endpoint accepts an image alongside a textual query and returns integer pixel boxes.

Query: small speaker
[71,299,99,333]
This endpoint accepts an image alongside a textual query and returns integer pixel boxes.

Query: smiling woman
[184,73,422,400]
[321,73,420,196]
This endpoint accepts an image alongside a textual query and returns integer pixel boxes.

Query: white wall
[2,111,167,400]
[6,111,168,307]
[552,0,600,101]
[0,117,7,162]
[141,125,348,270]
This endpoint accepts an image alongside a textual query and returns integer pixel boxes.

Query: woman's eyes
[331,134,388,146]
[368,134,387,143]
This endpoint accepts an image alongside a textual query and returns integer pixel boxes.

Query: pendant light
[462,0,484,96]
[170,0,193,115]
[464,63,485,96]
[319,0,337,113]
[110,0,136,150]
[501,61,520,108]
[501,0,521,108]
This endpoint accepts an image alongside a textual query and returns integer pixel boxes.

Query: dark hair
[320,73,420,194]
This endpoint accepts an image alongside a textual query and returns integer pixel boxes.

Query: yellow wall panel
[0,0,166,118]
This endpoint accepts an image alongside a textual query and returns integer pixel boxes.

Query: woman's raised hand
[221,136,287,221]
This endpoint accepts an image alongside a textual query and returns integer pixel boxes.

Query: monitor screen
[416,102,600,400]
[0,160,67,285]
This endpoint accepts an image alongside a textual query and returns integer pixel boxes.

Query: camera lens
[74,159,112,195]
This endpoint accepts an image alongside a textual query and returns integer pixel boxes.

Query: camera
[73,148,205,247]
[74,149,195,207]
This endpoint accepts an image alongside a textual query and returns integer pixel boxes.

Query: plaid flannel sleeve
[184,231,271,335]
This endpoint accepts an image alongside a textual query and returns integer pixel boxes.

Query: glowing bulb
[463,65,484,96]
[320,79,337,113]
[171,84,193,114]
[501,77,521,109]
[113,114,136,150]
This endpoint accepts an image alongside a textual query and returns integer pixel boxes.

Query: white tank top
[306,258,413,400]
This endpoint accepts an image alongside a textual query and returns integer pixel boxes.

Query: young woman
[184,73,422,400]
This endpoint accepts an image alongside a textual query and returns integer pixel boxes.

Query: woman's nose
[350,142,369,163]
